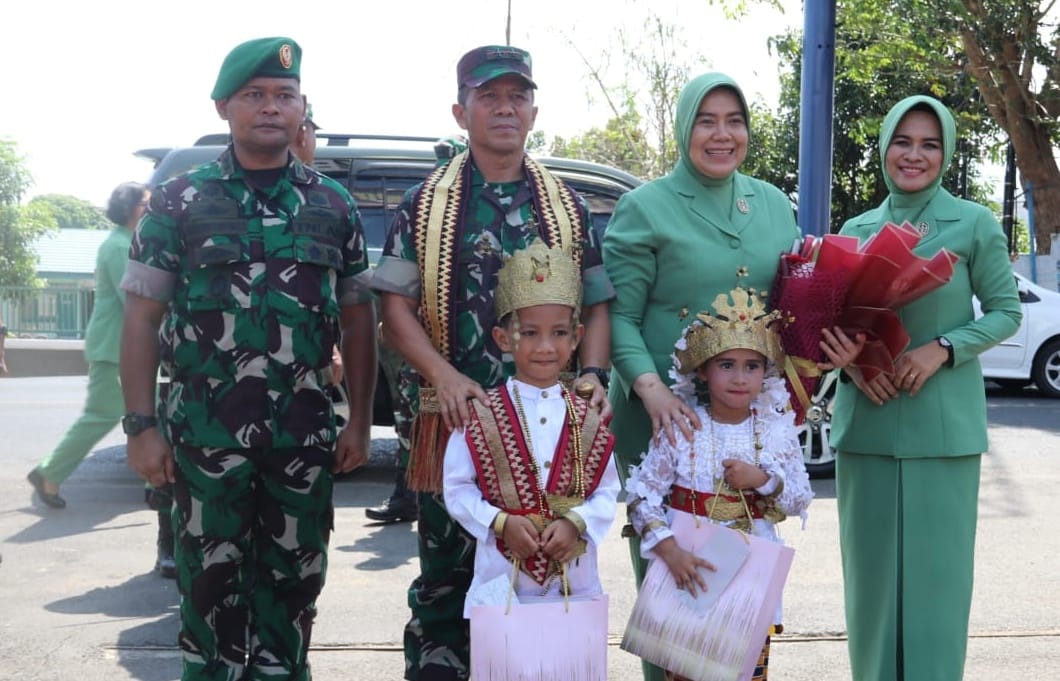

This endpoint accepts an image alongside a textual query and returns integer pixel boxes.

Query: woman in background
[27,181,150,509]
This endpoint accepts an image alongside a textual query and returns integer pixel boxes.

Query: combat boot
[155,511,176,579]
[365,469,418,523]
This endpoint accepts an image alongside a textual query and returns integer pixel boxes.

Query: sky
[3,0,801,207]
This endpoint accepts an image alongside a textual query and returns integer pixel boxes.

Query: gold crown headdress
[673,287,784,374]
[495,240,582,320]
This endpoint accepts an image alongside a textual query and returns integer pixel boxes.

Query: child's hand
[541,518,580,563]
[503,515,542,560]
[721,459,769,491]
[654,537,715,597]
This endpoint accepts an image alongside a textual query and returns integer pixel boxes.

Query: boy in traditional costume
[624,283,813,681]
[443,240,619,612]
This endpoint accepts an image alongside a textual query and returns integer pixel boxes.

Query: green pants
[837,452,980,681]
[404,492,475,681]
[173,444,335,681]
[37,361,124,484]
[611,396,667,681]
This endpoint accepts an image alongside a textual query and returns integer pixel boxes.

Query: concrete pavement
[1,376,1058,680]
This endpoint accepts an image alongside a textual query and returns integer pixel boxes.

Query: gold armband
[492,511,510,537]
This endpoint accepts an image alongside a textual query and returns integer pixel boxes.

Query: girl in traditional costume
[625,285,813,681]
[443,240,619,614]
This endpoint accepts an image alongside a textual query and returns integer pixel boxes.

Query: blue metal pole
[797,0,837,236]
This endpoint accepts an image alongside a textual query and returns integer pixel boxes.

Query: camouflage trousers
[404,492,475,681]
[172,444,335,681]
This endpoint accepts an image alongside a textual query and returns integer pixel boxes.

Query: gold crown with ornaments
[495,240,582,321]
[673,286,784,374]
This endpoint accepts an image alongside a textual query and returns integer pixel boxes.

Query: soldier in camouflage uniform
[120,37,376,681]
[371,46,614,681]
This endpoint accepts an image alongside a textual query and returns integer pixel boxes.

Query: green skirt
[837,451,980,681]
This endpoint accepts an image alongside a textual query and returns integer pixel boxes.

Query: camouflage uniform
[124,147,372,681]
[371,158,612,681]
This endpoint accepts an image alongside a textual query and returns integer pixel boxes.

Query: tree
[550,103,654,178]
[28,193,110,230]
[956,0,1060,253]
[753,0,1002,234]
[556,13,705,179]
[0,140,58,288]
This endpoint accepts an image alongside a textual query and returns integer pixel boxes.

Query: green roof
[32,228,112,277]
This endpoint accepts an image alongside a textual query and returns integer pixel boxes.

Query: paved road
[1,376,1057,680]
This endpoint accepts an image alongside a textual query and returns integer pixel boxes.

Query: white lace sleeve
[755,377,813,522]
[625,438,679,552]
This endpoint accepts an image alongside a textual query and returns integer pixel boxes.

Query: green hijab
[879,95,956,216]
[672,72,750,187]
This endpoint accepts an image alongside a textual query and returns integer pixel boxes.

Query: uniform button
[541,391,549,399]
[729,239,740,249]
[544,461,552,469]
[540,417,547,425]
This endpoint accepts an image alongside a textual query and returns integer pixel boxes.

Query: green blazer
[831,188,1021,457]
[84,227,132,364]
[603,170,799,468]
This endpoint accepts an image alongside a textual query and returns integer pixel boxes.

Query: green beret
[211,37,302,101]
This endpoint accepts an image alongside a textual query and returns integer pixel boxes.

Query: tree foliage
[28,193,110,230]
[552,14,705,179]
[0,140,57,289]
[753,0,1005,234]
[955,0,1060,252]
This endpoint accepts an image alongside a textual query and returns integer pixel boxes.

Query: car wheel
[797,370,838,479]
[1031,338,1060,398]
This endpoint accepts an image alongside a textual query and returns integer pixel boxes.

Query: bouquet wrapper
[621,513,794,681]
[769,236,850,423]
[470,593,608,681]
[772,223,958,385]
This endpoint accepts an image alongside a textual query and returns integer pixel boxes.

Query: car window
[350,173,424,253]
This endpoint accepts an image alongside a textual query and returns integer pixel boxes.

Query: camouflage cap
[211,37,302,101]
[305,102,320,130]
[457,45,536,90]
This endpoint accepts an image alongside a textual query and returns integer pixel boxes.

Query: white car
[978,272,1060,398]
[801,271,1060,479]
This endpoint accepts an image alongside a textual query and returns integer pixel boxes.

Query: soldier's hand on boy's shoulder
[541,518,580,563]
[433,366,489,430]
[503,515,543,560]
[721,458,769,490]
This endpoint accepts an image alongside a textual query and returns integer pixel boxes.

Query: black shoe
[156,512,176,579]
[364,493,417,523]
[27,469,66,509]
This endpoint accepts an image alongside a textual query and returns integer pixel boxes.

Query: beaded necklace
[511,381,585,596]
[510,381,586,515]
[688,406,762,527]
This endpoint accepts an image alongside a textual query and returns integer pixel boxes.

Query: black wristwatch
[936,336,954,367]
[122,412,158,436]
[578,366,611,390]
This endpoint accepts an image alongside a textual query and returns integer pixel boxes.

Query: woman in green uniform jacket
[602,72,800,681]
[27,182,149,509]
[831,95,1021,681]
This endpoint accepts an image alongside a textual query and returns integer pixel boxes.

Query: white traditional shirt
[625,376,812,557]
[443,378,621,618]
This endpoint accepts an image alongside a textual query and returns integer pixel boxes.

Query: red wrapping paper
[771,223,959,420]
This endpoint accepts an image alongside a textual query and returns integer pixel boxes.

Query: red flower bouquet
[770,222,959,422]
